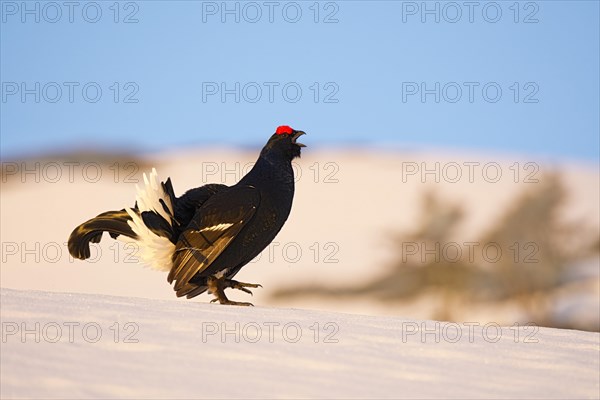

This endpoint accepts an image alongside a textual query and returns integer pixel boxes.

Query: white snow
[1,148,599,398]
[1,287,599,399]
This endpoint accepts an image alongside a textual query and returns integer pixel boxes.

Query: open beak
[292,131,307,147]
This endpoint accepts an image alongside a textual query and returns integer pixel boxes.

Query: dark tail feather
[68,210,137,259]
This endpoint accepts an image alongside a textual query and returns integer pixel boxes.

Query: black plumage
[68,126,306,305]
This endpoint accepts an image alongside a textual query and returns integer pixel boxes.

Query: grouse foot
[207,275,262,306]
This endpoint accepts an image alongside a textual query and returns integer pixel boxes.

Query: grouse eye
[276,125,294,135]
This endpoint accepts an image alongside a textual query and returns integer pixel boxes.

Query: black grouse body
[68,126,306,306]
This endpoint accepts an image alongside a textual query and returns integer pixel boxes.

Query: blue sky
[1,0,599,160]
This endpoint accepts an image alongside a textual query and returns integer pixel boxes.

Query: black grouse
[68,125,306,306]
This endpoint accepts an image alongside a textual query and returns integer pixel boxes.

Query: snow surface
[1,288,599,399]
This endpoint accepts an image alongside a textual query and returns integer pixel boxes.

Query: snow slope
[1,288,599,399]
[2,149,599,322]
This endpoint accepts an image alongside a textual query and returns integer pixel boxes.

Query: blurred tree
[272,173,600,330]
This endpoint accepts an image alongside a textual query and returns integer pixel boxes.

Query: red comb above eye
[276,125,294,135]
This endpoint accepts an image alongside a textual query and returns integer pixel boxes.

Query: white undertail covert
[122,168,175,272]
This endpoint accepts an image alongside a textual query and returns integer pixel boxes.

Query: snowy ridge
[1,288,599,399]
[123,168,175,272]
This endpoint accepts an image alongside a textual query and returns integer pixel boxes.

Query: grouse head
[261,125,306,161]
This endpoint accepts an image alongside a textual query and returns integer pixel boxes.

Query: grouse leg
[207,275,260,306]
[224,279,262,295]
